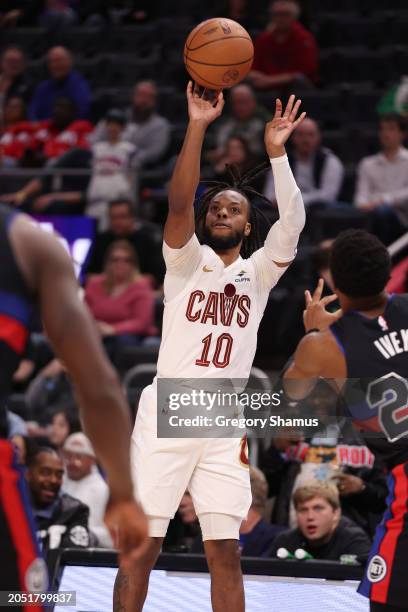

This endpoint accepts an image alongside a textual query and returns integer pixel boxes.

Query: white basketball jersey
[156,233,286,380]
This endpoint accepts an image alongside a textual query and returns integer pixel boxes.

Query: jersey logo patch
[378,316,389,332]
[202,265,214,272]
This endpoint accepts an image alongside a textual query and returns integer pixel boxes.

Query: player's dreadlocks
[330,229,391,298]
[195,161,274,259]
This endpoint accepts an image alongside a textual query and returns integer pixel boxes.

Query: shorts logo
[367,555,387,583]
[203,265,214,272]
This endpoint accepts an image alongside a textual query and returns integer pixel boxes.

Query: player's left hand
[303,278,342,332]
[264,94,306,156]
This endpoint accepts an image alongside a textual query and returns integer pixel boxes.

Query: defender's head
[329,229,391,299]
[202,189,251,252]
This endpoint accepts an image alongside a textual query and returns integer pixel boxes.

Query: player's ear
[244,222,251,236]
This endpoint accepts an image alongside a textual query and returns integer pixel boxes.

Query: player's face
[27,453,64,508]
[296,496,340,544]
[63,450,95,481]
[203,190,251,251]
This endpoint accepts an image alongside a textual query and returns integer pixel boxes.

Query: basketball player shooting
[113,84,306,612]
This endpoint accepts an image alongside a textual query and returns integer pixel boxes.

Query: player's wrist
[268,146,286,159]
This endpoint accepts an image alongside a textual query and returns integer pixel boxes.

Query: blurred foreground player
[284,229,408,612]
[114,84,306,612]
[0,202,148,610]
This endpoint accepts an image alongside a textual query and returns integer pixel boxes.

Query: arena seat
[122,363,157,418]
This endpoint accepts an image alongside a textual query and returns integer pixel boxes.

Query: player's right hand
[186,81,224,126]
[104,498,149,569]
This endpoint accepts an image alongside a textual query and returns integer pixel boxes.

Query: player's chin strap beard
[201,226,244,252]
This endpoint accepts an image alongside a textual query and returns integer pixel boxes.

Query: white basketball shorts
[130,383,251,539]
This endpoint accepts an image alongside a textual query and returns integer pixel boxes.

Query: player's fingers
[332,308,343,321]
[186,81,193,99]
[304,289,312,307]
[215,90,224,109]
[288,99,301,122]
[321,294,338,306]
[312,278,324,302]
[274,98,282,119]
[293,111,307,127]
[283,94,295,118]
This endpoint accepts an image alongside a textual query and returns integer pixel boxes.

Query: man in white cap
[62,432,112,547]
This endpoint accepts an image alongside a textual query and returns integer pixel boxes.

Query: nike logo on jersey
[202,265,214,272]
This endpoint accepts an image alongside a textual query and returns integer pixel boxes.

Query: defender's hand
[105,498,149,569]
[265,95,306,157]
[186,81,224,126]
[303,278,342,332]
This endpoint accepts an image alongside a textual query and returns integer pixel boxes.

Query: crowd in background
[1,0,407,570]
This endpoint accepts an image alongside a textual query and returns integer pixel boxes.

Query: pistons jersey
[331,294,408,469]
[156,233,286,381]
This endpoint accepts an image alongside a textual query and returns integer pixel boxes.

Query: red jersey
[0,122,37,159]
[252,22,319,83]
[33,119,93,159]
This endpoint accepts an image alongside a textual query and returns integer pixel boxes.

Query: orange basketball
[184,18,254,90]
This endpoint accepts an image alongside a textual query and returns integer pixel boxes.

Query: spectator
[261,382,387,537]
[268,484,372,561]
[0,146,91,213]
[354,114,408,245]
[84,240,157,362]
[0,47,31,115]
[62,433,112,547]
[26,447,94,553]
[212,136,260,185]
[85,199,164,287]
[263,118,344,208]
[239,467,286,556]
[91,81,171,168]
[47,408,79,451]
[29,46,91,121]
[86,109,136,229]
[0,1,77,28]
[0,96,29,165]
[211,84,269,157]
[248,0,319,91]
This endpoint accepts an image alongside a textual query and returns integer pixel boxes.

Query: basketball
[184,18,254,90]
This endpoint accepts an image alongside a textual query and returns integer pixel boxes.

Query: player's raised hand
[264,95,306,156]
[303,278,343,332]
[186,80,224,126]
[104,497,149,570]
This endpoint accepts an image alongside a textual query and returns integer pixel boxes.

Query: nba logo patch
[367,555,387,583]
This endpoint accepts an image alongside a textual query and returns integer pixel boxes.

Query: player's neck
[215,245,241,267]
[342,292,389,315]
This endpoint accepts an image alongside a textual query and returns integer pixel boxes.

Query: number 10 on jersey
[196,333,233,368]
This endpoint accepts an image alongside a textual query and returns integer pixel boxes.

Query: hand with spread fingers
[303,278,343,332]
[186,80,224,126]
[264,94,306,157]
